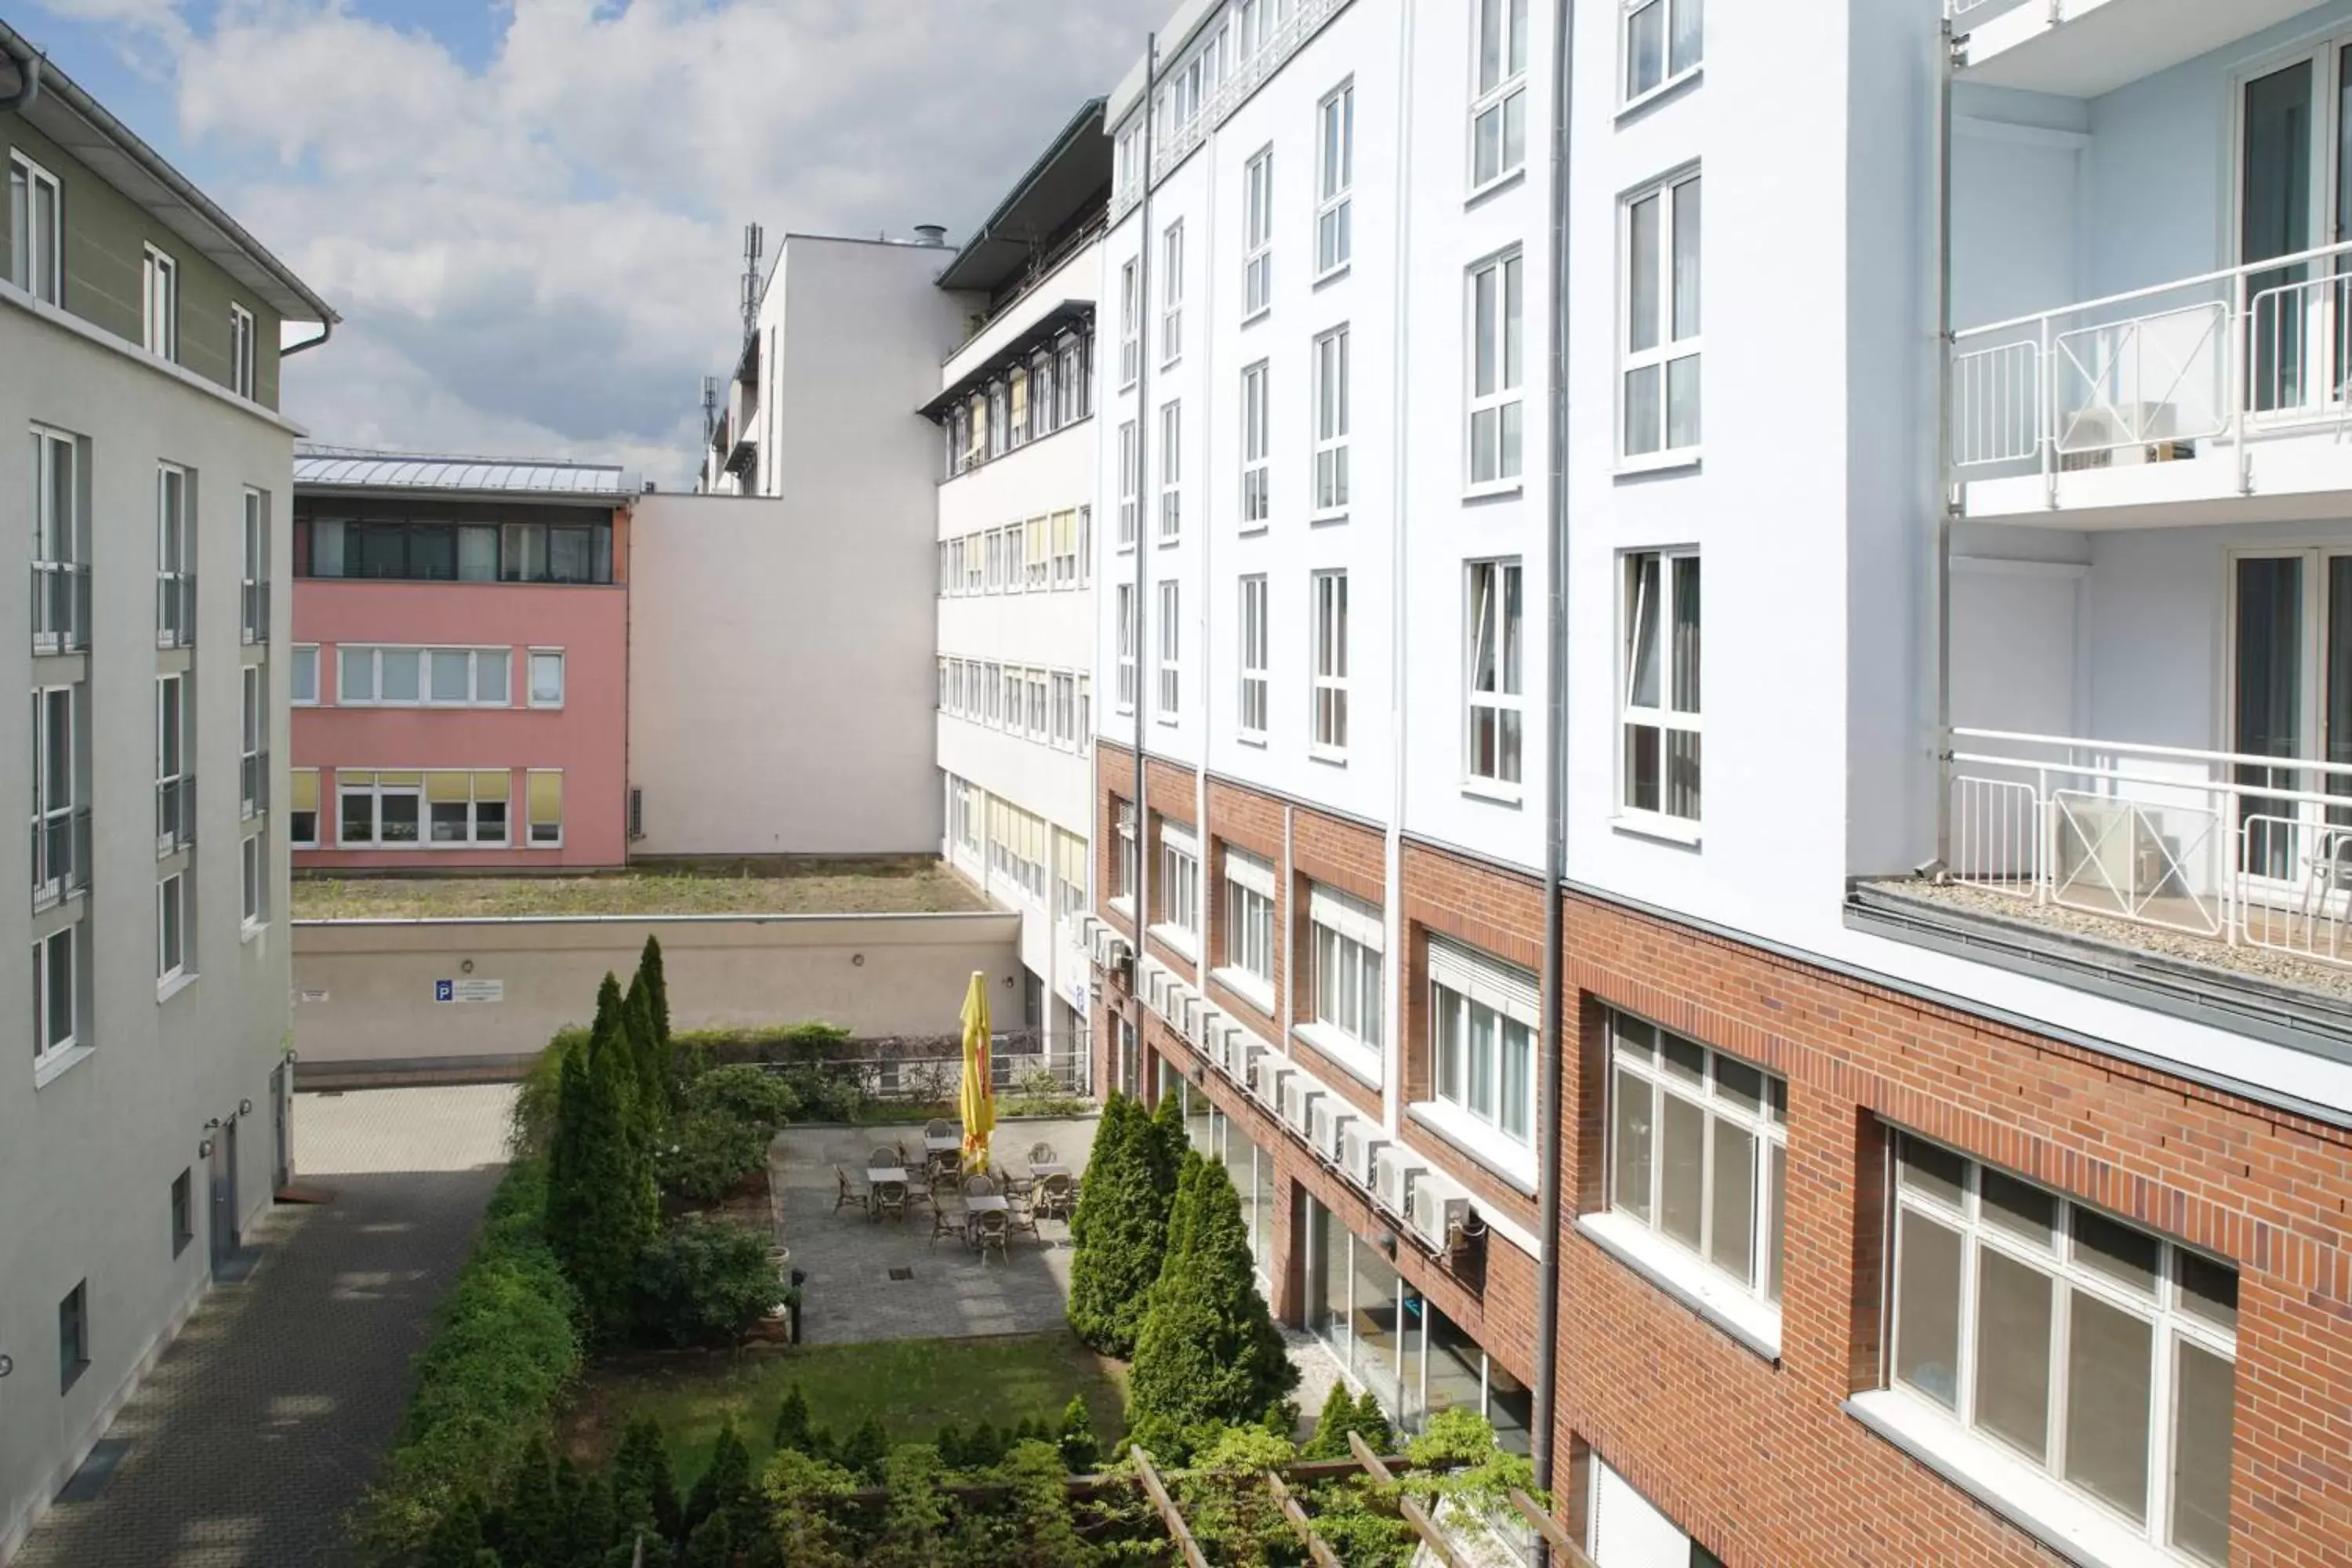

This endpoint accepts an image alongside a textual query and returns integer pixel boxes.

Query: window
[337,647,511,708]
[292,646,319,706]
[1025,517,1051,591]
[1157,580,1181,720]
[949,776,981,855]
[1467,561,1524,789]
[1243,147,1274,318]
[1030,351,1054,439]
[156,673,191,856]
[989,799,1048,905]
[1886,1135,2236,1566]
[31,424,84,652]
[1117,421,1140,547]
[230,303,257,399]
[1428,940,1537,1145]
[1158,823,1202,948]
[59,1281,88,1393]
[1468,252,1525,487]
[33,924,76,1068]
[1113,800,1139,909]
[426,769,512,846]
[240,488,269,643]
[1058,332,1089,423]
[1241,361,1271,527]
[8,151,62,304]
[1624,0,1703,103]
[1026,669,1049,739]
[32,684,79,909]
[1239,575,1270,741]
[1620,550,1700,822]
[988,383,1010,459]
[172,1170,194,1256]
[1052,671,1078,746]
[156,464,193,648]
[1472,0,1531,190]
[1308,885,1383,1057]
[964,532,985,593]
[240,665,265,819]
[1161,221,1185,365]
[528,649,566,708]
[1120,259,1141,386]
[527,770,564,846]
[241,832,267,927]
[1222,848,1276,999]
[1316,84,1355,276]
[157,870,188,982]
[1312,569,1349,753]
[289,769,319,849]
[1607,1012,1785,1301]
[1055,829,1090,924]
[339,770,422,847]
[1623,170,1702,459]
[1116,122,1141,199]
[301,517,610,584]
[1007,368,1029,450]
[143,244,178,359]
[1159,401,1182,542]
[1052,509,1081,587]
[1313,328,1350,515]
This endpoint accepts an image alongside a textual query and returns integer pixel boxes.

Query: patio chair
[971,1207,1010,1265]
[927,1147,962,1181]
[1029,1141,1058,1166]
[1007,1190,1040,1241]
[833,1166,866,1215]
[925,1117,956,1142]
[929,1200,967,1249]
[1035,1171,1075,1221]
[873,1178,909,1223]
[867,1145,902,1172]
[962,1173,999,1200]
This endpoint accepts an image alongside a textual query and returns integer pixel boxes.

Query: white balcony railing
[1946,727,2352,970]
[1951,236,2352,500]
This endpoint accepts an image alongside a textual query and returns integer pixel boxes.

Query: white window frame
[1025,516,1051,591]
[1618,548,1701,827]
[1311,568,1348,757]
[156,871,188,985]
[34,922,78,1068]
[1316,82,1355,278]
[1471,0,1532,193]
[1428,939,1539,1147]
[337,645,514,709]
[239,487,268,644]
[8,150,63,305]
[229,303,257,400]
[32,684,77,909]
[1117,420,1139,548]
[423,770,514,848]
[1305,885,1383,1076]
[1115,583,1138,713]
[526,768,565,848]
[155,672,188,858]
[1052,509,1081,587]
[1622,0,1704,108]
[1243,146,1274,319]
[1120,258,1142,387]
[1239,574,1270,742]
[142,243,178,360]
[240,831,267,930]
[528,648,566,709]
[1112,800,1139,913]
[156,463,192,648]
[1052,670,1078,748]
[1157,579,1181,722]
[1312,326,1350,518]
[1159,401,1183,543]
[240,664,265,821]
[1466,559,1525,794]
[1621,169,1702,465]
[1160,220,1185,366]
[337,771,423,848]
[1156,822,1202,956]
[1467,251,1526,491]
[1221,848,1277,1005]
[289,768,320,850]
[1241,361,1271,529]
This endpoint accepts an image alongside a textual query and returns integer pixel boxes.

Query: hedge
[362,1155,583,1555]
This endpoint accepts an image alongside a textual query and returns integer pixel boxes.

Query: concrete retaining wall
[289,911,1023,1080]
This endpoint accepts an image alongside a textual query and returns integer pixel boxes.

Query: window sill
[1618,64,1704,122]
[1407,1100,1537,1193]
[1211,965,1276,1018]
[1155,713,1180,728]
[1312,263,1352,290]
[1464,167,1526,208]
[1238,522,1269,538]
[157,971,200,1005]
[1461,779,1524,808]
[1610,811,1701,848]
[34,1043,94,1090]
[1156,534,1181,549]
[1308,747,1348,768]
[1308,510,1348,528]
[1291,1021,1383,1088]
[1614,449,1703,479]
[241,919,267,945]
[1236,732,1268,750]
[1843,1391,2186,1568]
[1240,305,1270,328]
[1462,479,1524,503]
[1108,897,1136,923]
[1573,1211,1780,1362]
[1149,923,1200,964]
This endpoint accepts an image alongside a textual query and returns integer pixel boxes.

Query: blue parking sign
[434,979,453,1002]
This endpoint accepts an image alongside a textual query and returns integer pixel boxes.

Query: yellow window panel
[474,770,510,800]
[291,770,319,812]
[527,771,564,825]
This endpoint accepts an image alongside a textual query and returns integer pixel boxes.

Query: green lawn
[564,1331,1126,1484]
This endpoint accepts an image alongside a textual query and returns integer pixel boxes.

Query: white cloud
[74,0,1167,485]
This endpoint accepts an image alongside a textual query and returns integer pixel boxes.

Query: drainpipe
[1531,0,1577,1545]
[1931,17,1957,874]
[1131,34,1159,1091]
[0,34,41,113]
[1383,0,1419,1143]
[281,318,333,358]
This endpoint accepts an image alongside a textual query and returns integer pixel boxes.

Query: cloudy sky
[17,0,1165,485]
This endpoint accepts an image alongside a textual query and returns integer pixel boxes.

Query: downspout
[1,34,43,113]
[1131,34,1160,1093]
[1531,0,1577,1544]
[1931,16,1956,873]
[1383,0,1419,1142]
[281,318,332,358]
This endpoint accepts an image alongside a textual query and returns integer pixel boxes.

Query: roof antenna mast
[739,223,765,343]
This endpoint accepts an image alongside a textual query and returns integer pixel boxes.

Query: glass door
[2243,57,2318,412]
[2234,554,2307,879]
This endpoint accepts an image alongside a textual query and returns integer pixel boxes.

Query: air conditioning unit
[1372,1145,1426,1218]
[1140,963,1164,1014]
[1231,1035,1265,1087]
[1252,1058,1293,1113]
[1180,993,1203,1041]
[2053,797,2179,906]
[1407,1172,1471,1253]
[1165,980,1193,1030]
[628,786,646,840]
[1341,1123,1388,1190]
[1189,1003,1220,1052]
[1309,1101,1356,1164]
[1279,1076,1323,1138]
[2056,405,2195,471]
[1109,949,1135,994]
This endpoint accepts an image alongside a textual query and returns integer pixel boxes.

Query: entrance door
[2243,56,2320,411]
[208,1116,240,1277]
[2232,551,2352,878]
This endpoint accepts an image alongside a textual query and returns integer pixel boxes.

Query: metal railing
[1949,0,2031,22]
[748,1035,1091,1107]
[240,579,270,645]
[31,561,90,654]
[156,572,195,649]
[1121,0,1352,219]
[1951,236,2352,499]
[1946,727,2352,967]
[157,775,197,857]
[240,750,269,821]
[31,808,89,912]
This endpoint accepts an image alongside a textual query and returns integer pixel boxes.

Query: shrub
[686,1063,800,1129]
[546,1011,659,1341]
[760,1447,858,1568]
[1302,1383,1394,1460]
[1066,1093,1181,1356]
[1055,1395,1101,1474]
[611,1414,681,1544]
[633,1215,781,1347]
[869,1444,951,1568]
[1000,1439,1091,1568]
[362,1156,583,1554]
[655,1109,771,1205]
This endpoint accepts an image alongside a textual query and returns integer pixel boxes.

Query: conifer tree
[610,1415,681,1545]
[836,1417,889,1482]
[589,972,624,1063]
[869,1443,951,1568]
[1001,1439,1091,1568]
[497,1438,562,1567]
[554,1004,657,1338]
[1065,1091,1183,1356]
[420,1494,486,1568]
[683,1421,752,1537]
[621,975,666,1147]
[772,1384,815,1453]
[637,935,672,1056]
[1054,1395,1101,1474]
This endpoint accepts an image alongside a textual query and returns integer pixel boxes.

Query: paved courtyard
[13,1085,516,1568]
[774,1116,1099,1345]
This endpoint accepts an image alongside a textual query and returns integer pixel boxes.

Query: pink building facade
[289,452,633,870]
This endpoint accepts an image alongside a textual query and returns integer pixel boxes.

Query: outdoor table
[867,1168,909,1221]
[964,1194,1009,1215]
[1029,1161,1069,1180]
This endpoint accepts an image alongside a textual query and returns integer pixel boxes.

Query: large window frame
[1239,574,1270,742]
[1243,147,1275,318]
[526,769,565,848]
[240,488,269,644]
[156,869,188,985]
[1120,259,1142,387]
[1241,361,1271,528]
[1159,401,1183,543]
[1471,0,1531,193]
[1156,822,1202,956]
[338,770,423,848]
[32,683,79,909]
[1115,583,1138,713]
[1161,220,1185,367]
[1221,848,1277,1006]
[1428,939,1537,1149]
[241,830,267,930]
[34,922,78,1068]
[289,768,320,849]
[1316,82,1356,278]
[1305,884,1384,1074]
[528,648,567,709]
[1623,0,1704,107]
[143,243,178,361]
[155,672,191,858]
[1621,169,1703,463]
[31,423,85,655]
[239,664,266,821]
[1312,568,1349,757]
[337,644,513,710]
[1466,558,1526,793]
[1313,327,1351,518]
[1157,579,1181,721]
[1117,420,1139,548]
[291,644,320,706]
[156,463,194,649]
[8,150,63,305]
[230,303,257,400]
[1468,251,1526,489]
[1619,549,1701,826]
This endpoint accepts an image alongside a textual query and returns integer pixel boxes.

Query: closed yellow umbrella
[959,970,996,1172]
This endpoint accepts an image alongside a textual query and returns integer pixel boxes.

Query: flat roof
[934,100,1111,295]
[293,445,638,501]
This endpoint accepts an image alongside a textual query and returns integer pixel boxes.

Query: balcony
[1953,1,2333,99]
[156,572,194,650]
[31,808,89,912]
[240,578,270,645]
[241,750,269,821]
[157,775,196,858]
[1951,240,2352,528]
[32,561,89,654]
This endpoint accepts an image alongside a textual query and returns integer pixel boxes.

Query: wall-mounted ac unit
[1279,1076,1323,1138]
[1309,1101,1356,1164]
[1180,993,1203,1041]
[1407,1172,1470,1252]
[1109,950,1134,993]
[1252,1059,1293,1113]
[1341,1123,1389,1190]
[1232,1036,1265,1088]
[1142,964,1166,1015]
[628,786,646,840]
[1373,1145,1426,1217]
[2053,797,2174,906]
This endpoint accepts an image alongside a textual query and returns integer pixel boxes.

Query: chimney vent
[913,224,949,248]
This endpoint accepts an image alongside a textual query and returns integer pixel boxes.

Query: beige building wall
[289,911,1022,1075]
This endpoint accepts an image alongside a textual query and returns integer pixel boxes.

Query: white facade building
[928,105,1109,1068]
[2,24,330,1556]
